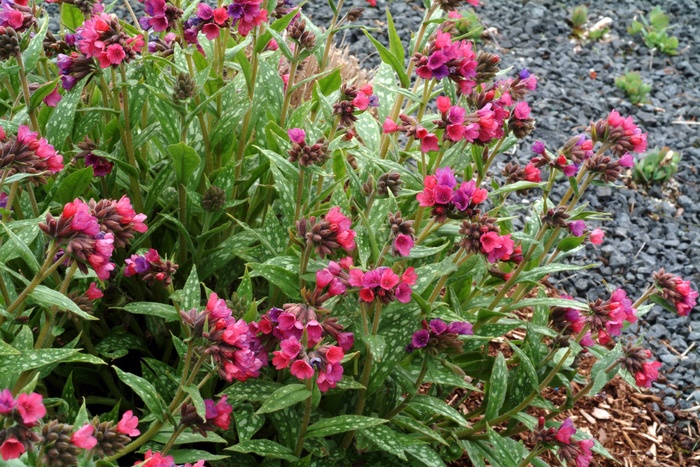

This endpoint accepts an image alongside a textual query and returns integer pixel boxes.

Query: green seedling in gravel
[615,71,652,104]
[633,147,681,186]
[628,6,679,55]
[566,4,588,39]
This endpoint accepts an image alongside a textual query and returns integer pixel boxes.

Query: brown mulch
[445,354,700,466]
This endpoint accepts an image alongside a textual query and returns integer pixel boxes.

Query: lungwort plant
[0,0,697,465]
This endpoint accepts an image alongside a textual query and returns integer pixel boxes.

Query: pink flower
[619,153,634,168]
[72,424,98,449]
[523,162,541,182]
[420,133,439,152]
[383,118,399,133]
[568,220,586,237]
[379,268,400,290]
[290,360,314,379]
[635,360,661,388]
[0,438,25,461]
[556,418,576,444]
[576,439,594,467]
[117,410,140,437]
[197,3,213,19]
[436,96,451,114]
[479,231,501,253]
[16,392,45,425]
[589,228,604,245]
[137,450,175,467]
[393,234,414,257]
[402,267,417,286]
[513,101,530,120]
[366,0,376,6]
[288,128,306,144]
[206,395,232,430]
[86,282,103,300]
[43,87,62,107]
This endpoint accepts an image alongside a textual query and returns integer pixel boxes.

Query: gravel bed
[306,0,700,409]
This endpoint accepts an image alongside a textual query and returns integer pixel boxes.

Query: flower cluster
[416,167,488,221]
[0,0,34,32]
[139,0,182,32]
[137,450,204,467]
[56,51,96,90]
[297,206,356,257]
[273,340,345,391]
[413,30,478,94]
[348,266,416,304]
[0,125,63,184]
[535,418,594,467]
[75,138,113,177]
[531,140,578,177]
[124,248,178,286]
[180,293,266,382]
[592,109,648,157]
[388,211,415,257]
[383,113,438,152]
[227,0,268,36]
[187,4,230,41]
[77,13,144,68]
[619,344,662,388]
[459,214,518,264]
[332,84,379,128]
[89,195,148,248]
[407,318,473,353]
[181,395,232,436]
[39,199,116,280]
[653,269,698,317]
[287,128,329,167]
[556,289,637,345]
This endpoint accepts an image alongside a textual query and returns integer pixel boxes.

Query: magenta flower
[532,141,546,155]
[619,152,634,168]
[16,392,46,426]
[77,14,143,69]
[393,233,414,257]
[407,319,471,353]
[589,228,604,245]
[86,282,103,300]
[0,389,14,414]
[71,424,97,449]
[204,395,232,430]
[568,220,586,237]
[411,329,430,349]
[555,418,576,444]
[117,410,140,437]
[288,128,306,144]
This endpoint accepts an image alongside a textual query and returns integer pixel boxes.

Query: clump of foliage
[633,147,681,186]
[628,6,679,55]
[0,0,697,466]
[615,71,652,104]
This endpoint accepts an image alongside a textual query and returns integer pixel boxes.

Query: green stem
[34,262,77,350]
[177,184,187,264]
[17,56,39,131]
[1,181,19,223]
[115,66,144,213]
[279,47,301,127]
[519,445,546,467]
[161,424,186,455]
[384,355,429,419]
[294,377,314,456]
[320,0,344,69]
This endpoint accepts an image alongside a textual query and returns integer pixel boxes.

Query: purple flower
[429,319,447,335]
[568,220,586,237]
[447,321,473,335]
[411,329,430,349]
[519,68,531,80]
[435,167,456,188]
[532,141,545,155]
[85,152,114,177]
[619,153,634,168]
[288,128,306,144]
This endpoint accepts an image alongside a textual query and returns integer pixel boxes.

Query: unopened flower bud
[0,27,21,60]
[202,185,226,212]
[346,7,364,22]
[173,72,197,101]
[377,172,402,197]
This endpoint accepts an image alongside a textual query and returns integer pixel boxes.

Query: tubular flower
[459,214,517,264]
[407,318,472,353]
[139,0,182,32]
[75,139,114,177]
[0,125,64,184]
[297,207,356,257]
[535,417,596,467]
[180,293,265,382]
[40,199,118,280]
[348,266,417,304]
[587,289,637,344]
[653,269,698,317]
[76,13,143,68]
[56,51,96,90]
[388,212,415,257]
[417,167,488,222]
[619,344,661,388]
[184,3,230,41]
[287,129,328,167]
[273,340,345,392]
[228,0,268,36]
[0,0,35,32]
[180,395,232,435]
[591,110,647,157]
[89,196,147,248]
[413,31,479,94]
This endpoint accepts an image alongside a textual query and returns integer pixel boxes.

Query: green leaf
[357,424,407,460]
[0,348,79,374]
[30,285,99,321]
[557,235,586,252]
[409,395,468,427]
[362,30,410,88]
[485,352,507,421]
[180,265,200,311]
[21,17,48,74]
[255,384,311,414]
[501,297,589,313]
[317,67,341,96]
[55,167,94,204]
[248,263,300,300]
[490,181,545,197]
[485,426,520,467]
[168,143,201,186]
[219,379,281,402]
[96,332,148,359]
[362,335,386,363]
[226,440,297,461]
[45,80,86,152]
[405,445,447,467]
[61,4,84,30]
[391,416,449,446]
[233,404,265,442]
[113,367,165,420]
[169,450,229,463]
[122,302,179,322]
[385,9,405,65]
[29,80,59,112]
[183,384,207,421]
[305,415,388,438]
[0,222,40,274]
